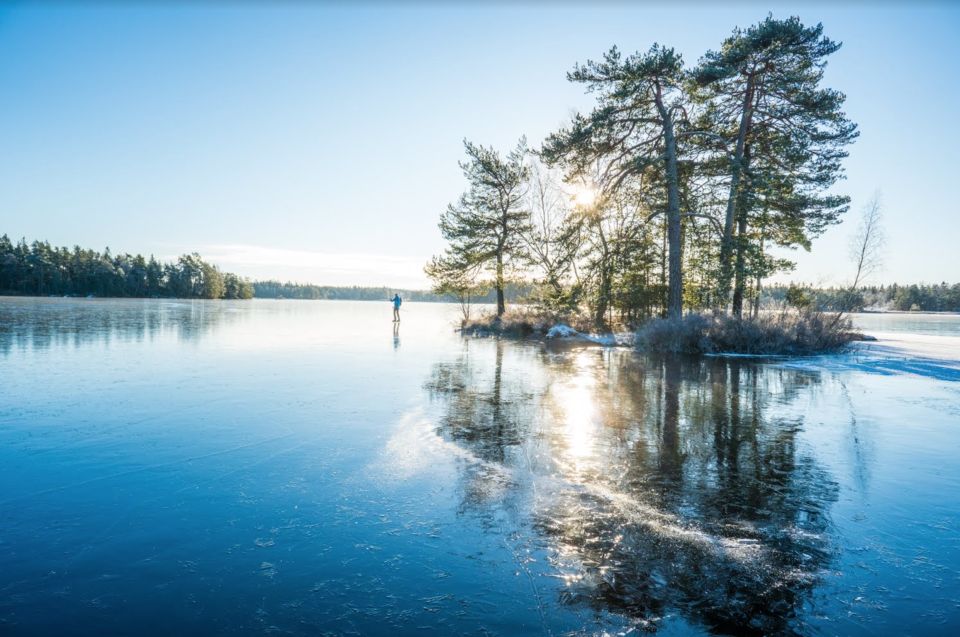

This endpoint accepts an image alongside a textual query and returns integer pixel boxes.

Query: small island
[427,17,871,355]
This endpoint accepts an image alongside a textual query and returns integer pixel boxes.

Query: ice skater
[391,293,402,322]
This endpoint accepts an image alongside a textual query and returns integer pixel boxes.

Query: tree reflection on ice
[425,341,838,635]
[0,297,239,354]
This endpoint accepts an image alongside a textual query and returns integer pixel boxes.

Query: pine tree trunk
[751,222,767,319]
[595,266,611,328]
[660,214,667,318]
[731,143,752,318]
[751,274,762,319]
[656,89,683,321]
[718,78,755,311]
[495,251,505,317]
[732,210,748,318]
[595,225,611,327]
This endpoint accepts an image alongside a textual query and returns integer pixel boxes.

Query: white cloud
[166,244,430,288]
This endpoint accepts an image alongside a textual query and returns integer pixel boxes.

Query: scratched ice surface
[1,298,958,635]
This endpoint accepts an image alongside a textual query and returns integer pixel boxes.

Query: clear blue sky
[1,2,957,287]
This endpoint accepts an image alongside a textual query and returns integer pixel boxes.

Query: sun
[570,184,598,208]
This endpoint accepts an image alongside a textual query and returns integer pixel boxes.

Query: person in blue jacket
[391,293,402,322]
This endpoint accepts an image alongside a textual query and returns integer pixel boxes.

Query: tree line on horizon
[251,280,532,302]
[251,281,440,301]
[427,16,861,327]
[770,282,960,313]
[0,235,253,300]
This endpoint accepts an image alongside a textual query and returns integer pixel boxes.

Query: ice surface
[775,329,960,382]
[855,330,960,363]
[1,299,958,636]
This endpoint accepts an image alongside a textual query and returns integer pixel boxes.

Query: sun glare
[571,184,598,208]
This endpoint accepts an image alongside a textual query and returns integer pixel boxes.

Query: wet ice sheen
[1,298,958,636]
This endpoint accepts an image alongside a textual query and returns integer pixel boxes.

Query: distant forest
[0,235,253,299]
[764,283,960,313]
[252,280,533,303]
[252,281,442,301]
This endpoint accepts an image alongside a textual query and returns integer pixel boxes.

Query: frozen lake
[1,298,959,635]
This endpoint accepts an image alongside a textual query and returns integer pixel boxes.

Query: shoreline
[854,330,960,365]
[856,309,960,316]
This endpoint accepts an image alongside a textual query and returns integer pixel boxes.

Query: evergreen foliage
[542,44,688,319]
[429,15,861,329]
[432,139,531,316]
[692,16,858,315]
[0,235,253,299]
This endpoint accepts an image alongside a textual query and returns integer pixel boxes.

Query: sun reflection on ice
[551,352,600,466]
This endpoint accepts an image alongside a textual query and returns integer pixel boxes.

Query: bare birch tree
[848,193,884,291]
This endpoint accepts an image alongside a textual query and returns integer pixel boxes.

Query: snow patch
[545,324,634,347]
[546,324,580,339]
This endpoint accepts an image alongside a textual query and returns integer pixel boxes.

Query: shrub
[460,307,594,337]
[634,314,716,354]
[636,311,859,355]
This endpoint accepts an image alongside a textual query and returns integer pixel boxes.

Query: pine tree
[542,44,688,319]
[692,16,858,315]
[430,138,531,317]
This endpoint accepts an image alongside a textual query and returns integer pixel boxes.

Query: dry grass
[460,307,595,338]
[460,307,860,355]
[635,311,860,355]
